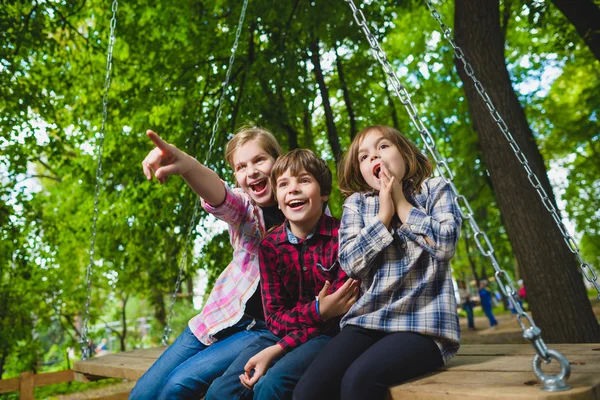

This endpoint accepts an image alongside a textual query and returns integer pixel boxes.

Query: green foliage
[1,0,598,392]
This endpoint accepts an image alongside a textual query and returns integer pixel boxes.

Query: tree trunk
[463,232,480,287]
[334,45,357,140]
[550,0,600,62]
[454,0,600,342]
[310,39,342,165]
[303,100,314,151]
[0,350,6,378]
[120,294,128,352]
[153,287,166,328]
[187,273,194,304]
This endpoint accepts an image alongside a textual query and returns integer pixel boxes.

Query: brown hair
[271,149,332,197]
[338,125,432,197]
[224,126,282,169]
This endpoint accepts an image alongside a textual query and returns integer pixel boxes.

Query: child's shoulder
[420,176,447,193]
[343,191,369,205]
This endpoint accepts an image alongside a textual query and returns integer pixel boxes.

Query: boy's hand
[317,279,359,321]
[377,166,396,228]
[239,345,285,390]
[142,130,194,184]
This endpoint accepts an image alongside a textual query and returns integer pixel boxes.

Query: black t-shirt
[243,204,285,321]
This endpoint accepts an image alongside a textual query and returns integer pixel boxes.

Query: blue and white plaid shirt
[339,177,461,364]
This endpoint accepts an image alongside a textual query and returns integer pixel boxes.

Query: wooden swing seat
[73,343,600,399]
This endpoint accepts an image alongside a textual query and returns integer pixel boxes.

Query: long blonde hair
[224,126,282,169]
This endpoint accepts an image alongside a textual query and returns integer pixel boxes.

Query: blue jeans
[463,301,475,329]
[206,331,332,400]
[482,304,498,327]
[129,317,269,400]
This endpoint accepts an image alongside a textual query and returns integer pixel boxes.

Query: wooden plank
[96,391,131,400]
[388,344,600,400]
[445,355,600,374]
[33,369,75,387]
[0,377,19,394]
[73,349,163,381]
[457,344,600,357]
[71,344,600,399]
[19,371,34,400]
[389,371,600,400]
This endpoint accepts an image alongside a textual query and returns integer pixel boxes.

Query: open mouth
[287,199,307,210]
[249,179,268,194]
[373,164,382,179]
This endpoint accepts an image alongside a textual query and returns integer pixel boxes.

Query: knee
[340,363,375,399]
[157,382,187,400]
[253,375,280,400]
[293,374,329,400]
[205,376,247,400]
[157,375,208,400]
[292,378,313,400]
[204,377,227,400]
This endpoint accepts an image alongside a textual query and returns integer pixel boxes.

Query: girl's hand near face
[377,167,396,229]
[381,162,413,223]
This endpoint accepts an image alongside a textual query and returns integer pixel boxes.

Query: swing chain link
[422,0,574,389]
[161,0,250,346]
[80,0,119,361]
[344,0,572,386]
[424,0,599,300]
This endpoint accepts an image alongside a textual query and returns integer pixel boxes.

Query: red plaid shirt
[259,214,348,352]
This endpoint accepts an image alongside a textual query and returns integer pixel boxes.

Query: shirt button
[410,224,417,230]
[303,267,307,271]
[401,243,406,248]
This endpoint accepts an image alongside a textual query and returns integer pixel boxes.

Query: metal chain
[161,0,250,345]
[424,0,599,300]
[80,0,119,361]
[344,0,572,390]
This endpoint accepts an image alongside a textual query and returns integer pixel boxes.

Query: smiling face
[358,130,407,191]
[232,139,276,207]
[276,168,328,237]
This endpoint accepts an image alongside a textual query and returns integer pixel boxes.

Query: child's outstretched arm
[398,178,461,262]
[141,130,226,206]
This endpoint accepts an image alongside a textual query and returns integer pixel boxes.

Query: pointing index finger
[146,130,170,151]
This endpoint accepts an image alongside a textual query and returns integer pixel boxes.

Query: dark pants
[463,301,475,329]
[206,331,331,400]
[294,325,443,400]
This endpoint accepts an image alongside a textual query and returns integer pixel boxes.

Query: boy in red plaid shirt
[206,149,358,400]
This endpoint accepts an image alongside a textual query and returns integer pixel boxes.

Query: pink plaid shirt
[188,183,266,345]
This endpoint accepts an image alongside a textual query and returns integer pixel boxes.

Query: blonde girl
[131,127,284,400]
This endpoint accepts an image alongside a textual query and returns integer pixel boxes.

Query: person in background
[458,281,475,331]
[478,280,498,328]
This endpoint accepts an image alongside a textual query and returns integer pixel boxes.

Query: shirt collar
[275,213,335,244]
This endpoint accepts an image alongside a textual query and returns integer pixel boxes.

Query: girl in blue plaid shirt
[295,125,461,400]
